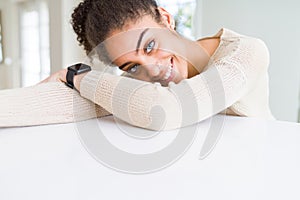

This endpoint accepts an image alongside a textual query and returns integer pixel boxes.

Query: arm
[0,82,110,127]
[77,37,269,130]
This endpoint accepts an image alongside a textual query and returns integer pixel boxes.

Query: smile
[162,65,173,81]
[162,57,174,82]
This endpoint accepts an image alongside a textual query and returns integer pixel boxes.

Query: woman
[0,0,274,130]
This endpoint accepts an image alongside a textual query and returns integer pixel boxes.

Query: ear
[157,7,176,30]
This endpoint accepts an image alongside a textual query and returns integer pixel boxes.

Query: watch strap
[66,70,76,89]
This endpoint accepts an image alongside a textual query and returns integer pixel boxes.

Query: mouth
[161,57,175,83]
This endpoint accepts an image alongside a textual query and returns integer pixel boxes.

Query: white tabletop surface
[0,115,300,200]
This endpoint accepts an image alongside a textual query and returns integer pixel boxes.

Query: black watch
[65,63,91,89]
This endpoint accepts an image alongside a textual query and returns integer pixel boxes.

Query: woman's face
[103,10,190,86]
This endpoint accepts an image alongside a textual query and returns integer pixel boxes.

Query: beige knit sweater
[0,29,274,130]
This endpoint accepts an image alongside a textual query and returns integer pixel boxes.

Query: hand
[38,68,87,91]
[39,69,67,84]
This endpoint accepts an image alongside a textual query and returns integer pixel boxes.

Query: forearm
[0,82,110,127]
[78,71,201,130]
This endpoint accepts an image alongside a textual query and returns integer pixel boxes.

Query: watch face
[68,63,91,74]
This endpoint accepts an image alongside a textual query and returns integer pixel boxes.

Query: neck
[187,38,220,78]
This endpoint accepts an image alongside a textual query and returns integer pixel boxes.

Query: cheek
[175,58,189,79]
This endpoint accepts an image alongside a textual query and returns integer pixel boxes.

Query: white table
[0,115,300,200]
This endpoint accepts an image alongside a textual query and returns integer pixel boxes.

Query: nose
[139,56,162,79]
[146,63,161,77]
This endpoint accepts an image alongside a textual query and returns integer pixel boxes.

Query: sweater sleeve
[80,36,269,131]
[0,82,110,127]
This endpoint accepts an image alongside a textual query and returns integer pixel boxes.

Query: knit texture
[80,28,274,130]
[0,29,274,129]
[0,82,110,127]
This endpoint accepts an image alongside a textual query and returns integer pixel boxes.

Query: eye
[127,64,139,74]
[145,40,155,54]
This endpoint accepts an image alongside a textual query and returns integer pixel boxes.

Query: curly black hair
[71,0,162,64]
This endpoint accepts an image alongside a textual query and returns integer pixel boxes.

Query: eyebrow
[135,28,149,54]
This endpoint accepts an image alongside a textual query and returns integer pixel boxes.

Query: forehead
[100,16,169,64]
[104,28,143,64]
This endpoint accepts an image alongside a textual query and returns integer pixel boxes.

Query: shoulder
[205,28,269,64]
[200,28,267,46]
[219,28,269,54]
[195,28,270,80]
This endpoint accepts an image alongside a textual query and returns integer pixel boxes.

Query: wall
[195,0,300,122]
[48,0,63,73]
[47,0,86,73]
[62,0,86,67]
[0,0,20,89]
